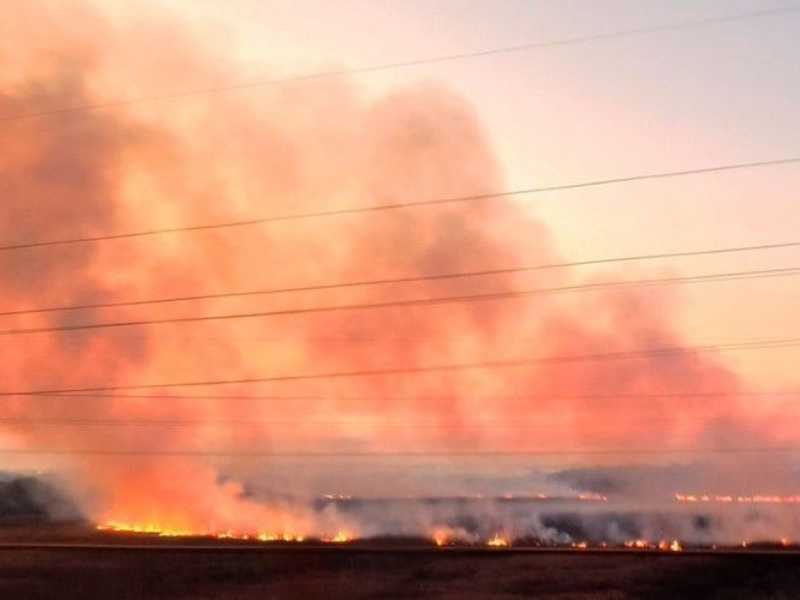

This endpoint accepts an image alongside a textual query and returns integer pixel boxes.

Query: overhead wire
[2,5,797,125]
[1,156,798,252]
[3,335,800,397]
[0,265,798,336]
[2,247,800,318]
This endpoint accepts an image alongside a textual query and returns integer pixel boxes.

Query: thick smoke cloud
[0,0,794,542]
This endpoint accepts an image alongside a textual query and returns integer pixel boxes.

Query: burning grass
[92,523,800,553]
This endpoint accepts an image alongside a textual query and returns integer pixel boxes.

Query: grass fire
[1,0,799,597]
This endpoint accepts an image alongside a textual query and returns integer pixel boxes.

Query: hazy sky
[146,0,800,387]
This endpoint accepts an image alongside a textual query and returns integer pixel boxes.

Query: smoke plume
[0,0,795,542]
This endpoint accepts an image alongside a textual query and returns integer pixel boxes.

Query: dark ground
[1,547,799,599]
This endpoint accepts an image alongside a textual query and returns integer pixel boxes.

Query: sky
[155,0,800,386]
[1,0,800,542]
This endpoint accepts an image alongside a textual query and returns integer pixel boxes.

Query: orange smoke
[0,0,791,538]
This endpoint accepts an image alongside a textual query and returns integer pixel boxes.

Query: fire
[99,521,361,543]
[256,533,306,543]
[432,528,451,547]
[322,532,353,543]
[676,493,800,504]
[658,540,683,552]
[623,539,682,552]
[486,534,511,547]
[97,522,204,538]
[97,522,305,542]
[578,493,608,502]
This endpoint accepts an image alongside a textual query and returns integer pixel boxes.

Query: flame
[486,534,511,547]
[99,521,370,543]
[623,539,682,552]
[97,522,205,537]
[256,533,306,543]
[658,540,683,552]
[97,522,305,542]
[578,493,608,502]
[676,493,800,504]
[432,528,450,547]
[97,523,793,552]
[321,532,353,543]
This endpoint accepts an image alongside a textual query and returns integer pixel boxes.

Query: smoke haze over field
[0,0,798,543]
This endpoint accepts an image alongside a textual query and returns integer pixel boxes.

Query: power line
[3,336,800,396]
[1,5,797,124]
[2,156,799,253]
[1,416,793,428]
[12,390,800,402]
[3,246,800,318]
[1,265,798,336]
[1,447,798,457]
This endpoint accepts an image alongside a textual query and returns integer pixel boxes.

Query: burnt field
[1,545,800,599]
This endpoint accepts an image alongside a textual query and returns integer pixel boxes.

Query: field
[1,545,799,599]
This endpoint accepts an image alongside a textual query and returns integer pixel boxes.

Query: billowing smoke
[0,0,796,543]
